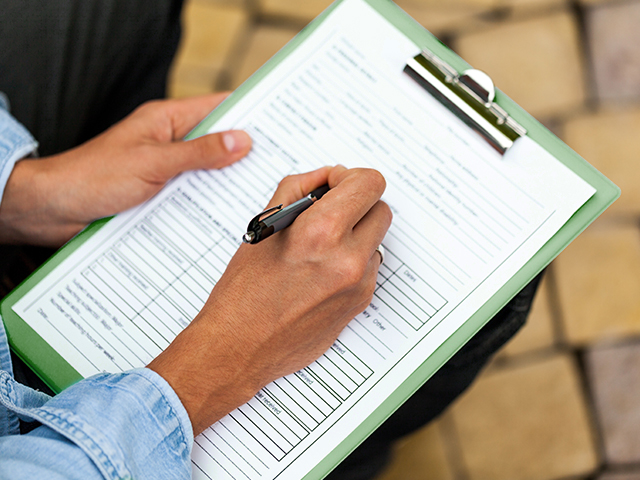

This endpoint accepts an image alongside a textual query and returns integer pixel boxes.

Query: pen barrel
[310,184,330,200]
[246,184,330,243]
[262,196,315,235]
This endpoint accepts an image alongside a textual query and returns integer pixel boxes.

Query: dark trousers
[0,2,541,478]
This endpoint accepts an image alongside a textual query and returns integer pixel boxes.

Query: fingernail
[223,131,251,153]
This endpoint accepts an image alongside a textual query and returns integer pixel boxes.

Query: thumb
[161,130,252,177]
[266,166,333,209]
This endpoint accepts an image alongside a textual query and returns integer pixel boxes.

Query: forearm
[0,158,86,246]
[0,104,46,245]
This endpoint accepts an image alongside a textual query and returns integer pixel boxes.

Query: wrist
[148,318,260,436]
[0,157,85,245]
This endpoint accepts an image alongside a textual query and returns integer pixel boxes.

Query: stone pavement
[168,0,640,478]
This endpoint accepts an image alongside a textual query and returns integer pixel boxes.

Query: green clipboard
[1,0,619,478]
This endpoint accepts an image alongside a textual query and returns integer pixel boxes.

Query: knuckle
[362,169,386,193]
[135,99,164,116]
[335,254,367,287]
[312,212,343,243]
[300,222,328,245]
[277,175,297,190]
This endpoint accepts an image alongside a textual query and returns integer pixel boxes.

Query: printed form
[13,0,595,478]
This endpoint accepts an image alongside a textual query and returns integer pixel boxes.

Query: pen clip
[247,204,283,232]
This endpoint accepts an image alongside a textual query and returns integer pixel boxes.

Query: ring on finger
[375,245,385,265]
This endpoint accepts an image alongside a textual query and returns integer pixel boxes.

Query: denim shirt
[0,98,194,479]
[0,93,38,201]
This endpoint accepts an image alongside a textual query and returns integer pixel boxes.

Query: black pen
[243,184,330,244]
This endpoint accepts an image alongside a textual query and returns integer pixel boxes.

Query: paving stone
[374,421,454,480]
[554,222,640,346]
[455,11,586,119]
[395,3,493,34]
[588,1,640,103]
[175,0,248,69]
[258,0,333,21]
[256,0,566,34]
[260,0,490,27]
[579,0,623,5]
[587,341,640,465]
[500,275,556,357]
[403,0,568,9]
[230,26,299,89]
[260,0,562,33]
[598,472,640,480]
[192,0,248,10]
[259,0,490,36]
[451,354,598,480]
[169,0,248,97]
[505,0,567,11]
[396,0,501,7]
[563,108,640,216]
[168,65,223,98]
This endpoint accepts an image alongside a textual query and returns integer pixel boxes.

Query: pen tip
[243,232,255,244]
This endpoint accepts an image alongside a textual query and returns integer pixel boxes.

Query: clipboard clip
[404,50,526,154]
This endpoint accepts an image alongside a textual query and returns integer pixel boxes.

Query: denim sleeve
[0,93,39,203]
[0,319,194,480]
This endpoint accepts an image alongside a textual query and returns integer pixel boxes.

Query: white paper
[12,1,596,478]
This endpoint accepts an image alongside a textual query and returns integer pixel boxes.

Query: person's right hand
[148,165,392,436]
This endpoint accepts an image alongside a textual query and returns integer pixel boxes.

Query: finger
[265,166,333,209]
[161,130,252,178]
[314,168,387,229]
[327,164,347,187]
[347,200,392,269]
[352,200,392,250]
[339,252,382,325]
[168,93,233,139]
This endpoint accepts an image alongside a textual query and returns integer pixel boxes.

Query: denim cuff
[0,106,38,204]
[0,368,193,480]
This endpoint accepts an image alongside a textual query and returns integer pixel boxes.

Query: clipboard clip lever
[404,50,527,154]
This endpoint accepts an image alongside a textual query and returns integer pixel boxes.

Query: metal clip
[247,204,283,233]
[404,50,526,154]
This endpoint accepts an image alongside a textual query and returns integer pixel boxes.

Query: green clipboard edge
[0,0,619,477]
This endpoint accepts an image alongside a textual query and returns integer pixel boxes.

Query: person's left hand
[0,93,252,246]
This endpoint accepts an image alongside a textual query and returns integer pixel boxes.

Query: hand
[0,93,252,246]
[148,166,393,436]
